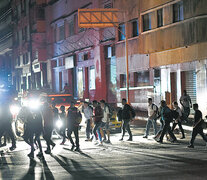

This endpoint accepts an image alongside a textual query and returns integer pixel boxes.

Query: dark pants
[122,119,132,138]
[58,127,66,143]
[0,123,16,147]
[34,131,43,153]
[190,126,207,146]
[172,121,185,137]
[86,119,92,139]
[43,128,55,151]
[67,126,79,148]
[159,121,176,142]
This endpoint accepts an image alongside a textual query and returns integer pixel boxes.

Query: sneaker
[36,152,43,158]
[44,149,51,154]
[98,142,103,146]
[27,153,34,158]
[119,137,123,141]
[51,143,56,150]
[71,145,75,151]
[156,139,163,143]
[9,145,16,151]
[85,139,90,141]
[180,136,185,139]
[74,147,80,152]
[60,142,65,145]
[93,140,99,145]
[105,140,111,143]
[187,145,194,148]
[127,138,132,141]
[143,135,148,138]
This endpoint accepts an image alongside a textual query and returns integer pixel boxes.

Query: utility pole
[125,22,129,103]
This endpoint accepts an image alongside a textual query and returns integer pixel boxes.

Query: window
[89,66,96,90]
[132,20,139,37]
[118,24,125,41]
[173,1,184,23]
[68,20,74,36]
[142,13,151,32]
[120,74,126,88]
[157,9,163,27]
[37,7,45,20]
[59,25,65,41]
[134,71,150,86]
[104,3,112,8]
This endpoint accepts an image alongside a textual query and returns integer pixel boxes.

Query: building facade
[0,0,13,87]
[114,0,207,114]
[11,0,47,95]
[45,0,116,102]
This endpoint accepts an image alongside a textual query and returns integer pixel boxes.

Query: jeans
[122,119,132,138]
[86,119,92,139]
[93,122,102,141]
[172,121,185,137]
[43,127,55,151]
[145,118,158,136]
[67,126,79,148]
[190,126,207,146]
[159,121,176,142]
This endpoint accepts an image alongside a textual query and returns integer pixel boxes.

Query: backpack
[152,104,159,117]
[130,106,136,118]
[104,104,113,118]
[76,111,82,124]
[171,109,179,120]
[117,108,123,121]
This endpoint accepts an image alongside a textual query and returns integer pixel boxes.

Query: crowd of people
[0,89,206,161]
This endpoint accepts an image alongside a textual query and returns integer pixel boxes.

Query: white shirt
[148,103,157,117]
[102,106,109,123]
[83,106,92,120]
[180,95,191,107]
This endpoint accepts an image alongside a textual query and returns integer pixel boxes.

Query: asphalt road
[1,121,207,180]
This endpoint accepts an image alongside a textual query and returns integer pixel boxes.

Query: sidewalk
[132,111,207,133]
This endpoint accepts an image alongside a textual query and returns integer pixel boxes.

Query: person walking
[180,90,192,121]
[59,105,67,145]
[83,101,93,141]
[120,98,133,141]
[0,102,16,151]
[42,102,56,154]
[92,100,103,145]
[100,100,111,143]
[171,101,185,139]
[156,100,177,143]
[188,103,207,148]
[143,98,158,138]
[67,101,81,151]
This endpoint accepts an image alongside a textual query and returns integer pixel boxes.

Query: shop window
[173,1,184,23]
[89,66,96,90]
[69,20,74,36]
[120,74,126,88]
[59,25,65,41]
[118,24,125,41]
[142,13,151,32]
[157,8,163,27]
[134,71,149,86]
[132,19,139,37]
[84,53,89,60]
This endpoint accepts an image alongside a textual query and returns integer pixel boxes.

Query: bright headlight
[56,120,63,129]
[10,105,20,115]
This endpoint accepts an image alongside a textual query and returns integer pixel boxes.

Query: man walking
[143,98,158,138]
[188,103,207,148]
[100,100,111,143]
[120,98,133,141]
[180,90,192,120]
[172,101,185,139]
[83,101,93,141]
[92,100,103,145]
[42,102,56,154]
[67,101,81,151]
[156,100,177,143]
